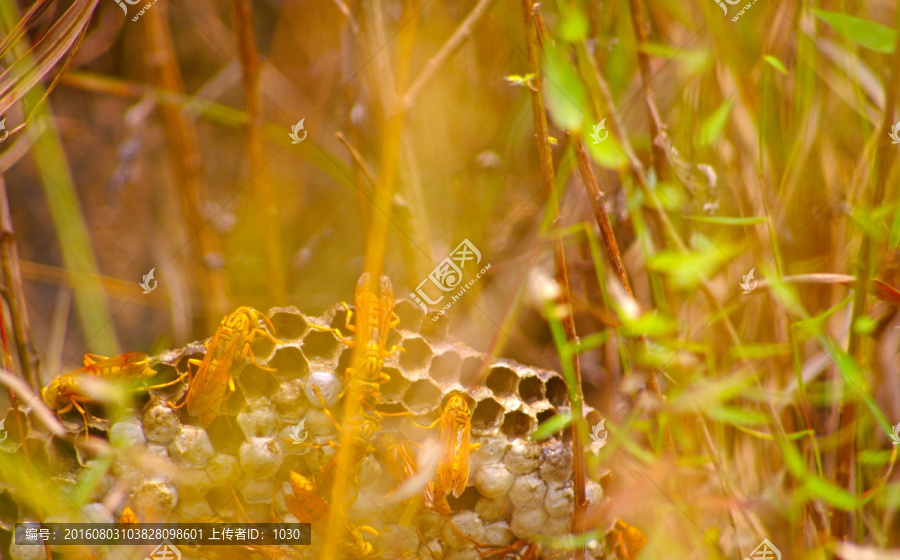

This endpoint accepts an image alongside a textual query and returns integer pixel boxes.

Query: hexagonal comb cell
[419,312,449,341]
[380,367,409,402]
[267,346,309,379]
[267,307,308,340]
[393,299,424,332]
[336,347,353,377]
[301,329,341,360]
[429,351,461,384]
[399,336,432,370]
[518,375,544,405]
[460,355,487,385]
[536,409,562,438]
[501,410,534,439]
[471,397,504,433]
[486,366,518,398]
[236,364,276,400]
[545,375,568,408]
[328,305,354,337]
[402,379,442,414]
[249,334,277,364]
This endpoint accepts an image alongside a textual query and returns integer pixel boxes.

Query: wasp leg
[310,324,356,347]
[248,327,282,346]
[295,439,339,452]
[242,344,277,372]
[410,417,441,430]
[136,370,190,391]
[357,525,379,537]
[70,398,91,438]
[311,384,343,434]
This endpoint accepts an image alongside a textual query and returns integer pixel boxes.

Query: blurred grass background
[0,0,899,557]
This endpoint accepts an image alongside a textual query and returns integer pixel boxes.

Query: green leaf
[688,215,769,225]
[647,238,735,289]
[890,205,900,249]
[542,42,587,131]
[638,43,710,75]
[557,0,588,42]
[729,343,790,359]
[764,55,789,75]
[698,98,734,146]
[704,405,769,426]
[584,126,629,169]
[620,312,677,338]
[852,315,878,335]
[812,9,897,53]
[530,410,572,441]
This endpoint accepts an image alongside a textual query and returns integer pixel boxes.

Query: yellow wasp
[41,352,181,434]
[284,471,379,559]
[305,274,402,472]
[117,506,139,526]
[172,307,279,427]
[374,432,451,516]
[415,394,481,498]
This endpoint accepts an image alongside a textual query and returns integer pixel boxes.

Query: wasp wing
[187,332,238,426]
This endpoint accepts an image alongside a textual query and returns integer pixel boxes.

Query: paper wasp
[284,471,379,559]
[373,432,451,516]
[172,307,279,427]
[304,274,403,484]
[414,393,481,499]
[41,352,184,435]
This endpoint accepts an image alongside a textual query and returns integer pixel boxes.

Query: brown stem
[574,139,675,456]
[143,0,230,332]
[574,139,632,297]
[0,175,39,389]
[624,0,666,179]
[233,0,286,305]
[521,2,587,557]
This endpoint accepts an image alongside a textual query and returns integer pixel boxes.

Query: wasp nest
[4,301,608,560]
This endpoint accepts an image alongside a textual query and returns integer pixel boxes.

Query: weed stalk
[521,1,587,555]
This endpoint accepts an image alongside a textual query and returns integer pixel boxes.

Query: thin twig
[233,0,286,304]
[0,368,66,437]
[0,175,39,389]
[336,132,377,187]
[0,293,29,451]
[574,139,631,297]
[402,0,497,111]
[521,2,587,557]
[624,0,666,178]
